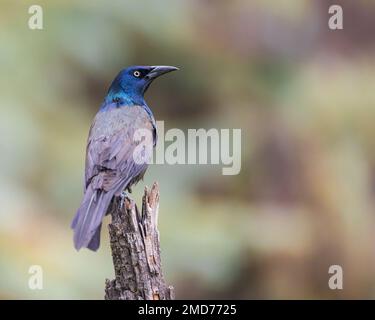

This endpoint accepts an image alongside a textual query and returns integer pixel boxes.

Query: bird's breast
[91,105,155,139]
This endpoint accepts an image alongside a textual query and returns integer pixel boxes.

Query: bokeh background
[1,0,375,299]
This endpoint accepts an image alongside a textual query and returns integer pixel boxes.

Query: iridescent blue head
[103,65,178,108]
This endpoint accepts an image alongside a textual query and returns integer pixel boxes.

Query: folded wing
[72,105,155,251]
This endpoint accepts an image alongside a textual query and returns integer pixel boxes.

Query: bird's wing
[84,105,155,193]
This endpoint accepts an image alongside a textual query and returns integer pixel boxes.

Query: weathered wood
[104,182,174,300]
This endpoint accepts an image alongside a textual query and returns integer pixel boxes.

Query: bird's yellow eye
[133,71,141,78]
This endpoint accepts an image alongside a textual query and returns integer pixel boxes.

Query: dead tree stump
[104,182,174,300]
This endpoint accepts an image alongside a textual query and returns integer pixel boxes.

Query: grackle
[71,65,178,251]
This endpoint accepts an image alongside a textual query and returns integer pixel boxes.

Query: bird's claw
[120,190,132,209]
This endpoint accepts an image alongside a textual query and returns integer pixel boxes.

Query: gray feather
[72,105,155,251]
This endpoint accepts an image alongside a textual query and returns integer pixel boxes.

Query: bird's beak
[146,66,179,80]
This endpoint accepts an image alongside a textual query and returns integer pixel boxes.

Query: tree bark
[104,182,174,300]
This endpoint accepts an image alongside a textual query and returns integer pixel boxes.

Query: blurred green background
[1,0,375,299]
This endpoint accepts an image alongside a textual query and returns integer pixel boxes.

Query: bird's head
[106,65,178,106]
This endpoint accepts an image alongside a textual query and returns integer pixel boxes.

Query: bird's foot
[120,190,132,209]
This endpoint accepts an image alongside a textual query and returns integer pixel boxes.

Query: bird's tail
[71,184,115,251]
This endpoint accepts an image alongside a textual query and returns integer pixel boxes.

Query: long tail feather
[72,184,114,251]
[87,223,102,251]
[72,174,133,251]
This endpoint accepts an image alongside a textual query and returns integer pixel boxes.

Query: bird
[71,65,178,251]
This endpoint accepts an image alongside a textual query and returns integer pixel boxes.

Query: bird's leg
[120,189,133,209]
